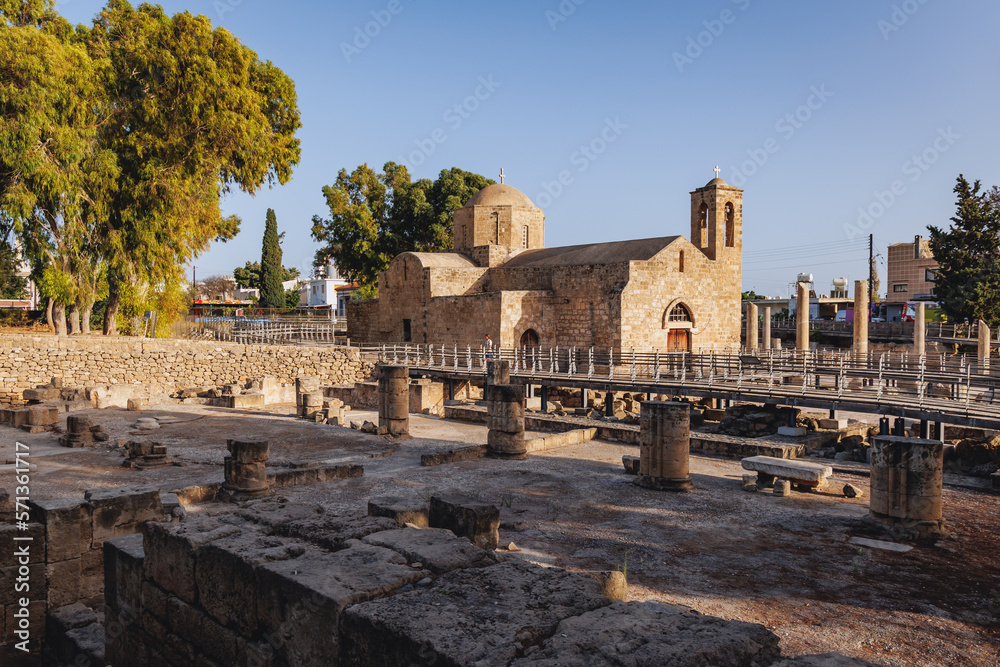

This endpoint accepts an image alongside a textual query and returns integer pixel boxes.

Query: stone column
[487,384,526,459]
[378,365,410,437]
[796,282,809,352]
[636,401,694,492]
[745,302,758,351]
[869,435,946,540]
[487,359,510,385]
[853,280,869,357]
[762,306,772,350]
[223,439,270,499]
[913,302,926,357]
[978,319,990,373]
[59,415,94,448]
[295,376,320,418]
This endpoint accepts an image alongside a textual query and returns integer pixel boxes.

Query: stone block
[622,455,640,475]
[46,557,81,608]
[362,527,497,574]
[742,474,757,492]
[127,398,146,411]
[29,498,84,562]
[85,486,163,547]
[518,601,781,666]
[843,483,864,499]
[195,530,302,635]
[741,456,832,483]
[367,497,429,527]
[340,559,611,666]
[23,386,60,402]
[167,595,239,667]
[103,533,145,616]
[225,393,265,409]
[0,522,45,568]
[774,480,792,497]
[0,563,44,607]
[142,517,242,604]
[777,426,808,437]
[25,404,58,425]
[256,542,427,665]
[429,494,500,551]
[818,418,849,430]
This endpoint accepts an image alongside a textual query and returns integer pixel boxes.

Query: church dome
[461,183,540,210]
[706,177,728,187]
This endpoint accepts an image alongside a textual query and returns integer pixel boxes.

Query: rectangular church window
[523,225,529,248]
[679,251,684,273]
[403,319,412,342]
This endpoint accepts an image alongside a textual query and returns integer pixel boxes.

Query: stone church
[348,175,743,352]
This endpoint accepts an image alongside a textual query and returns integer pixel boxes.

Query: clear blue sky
[60,0,1000,298]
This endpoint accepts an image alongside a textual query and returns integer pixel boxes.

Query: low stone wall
[0,334,372,406]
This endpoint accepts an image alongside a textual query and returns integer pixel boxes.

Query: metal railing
[175,315,347,345]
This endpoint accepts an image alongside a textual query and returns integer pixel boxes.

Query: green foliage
[284,289,300,310]
[928,176,1000,327]
[741,290,765,301]
[311,163,493,289]
[0,238,28,299]
[352,283,378,301]
[259,209,285,309]
[233,260,299,290]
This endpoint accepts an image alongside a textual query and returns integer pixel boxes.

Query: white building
[303,262,348,309]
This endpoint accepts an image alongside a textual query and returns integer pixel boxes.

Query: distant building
[886,235,938,302]
[335,283,360,318]
[304,262,348,309]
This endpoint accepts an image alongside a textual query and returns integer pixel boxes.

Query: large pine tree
[928,176,1000,326]
[259,209,285,309]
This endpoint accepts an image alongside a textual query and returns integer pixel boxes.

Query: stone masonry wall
[0,334,371,406]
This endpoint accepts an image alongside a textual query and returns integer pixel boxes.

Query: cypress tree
[260,209,285,309]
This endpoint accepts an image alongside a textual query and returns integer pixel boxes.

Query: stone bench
[741,456,832,491]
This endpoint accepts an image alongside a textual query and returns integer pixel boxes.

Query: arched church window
[725,202,735,247]
[520,329,540,349]
[668,304,692,323]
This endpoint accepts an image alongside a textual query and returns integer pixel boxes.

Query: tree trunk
[68,305,81,335]
[104,284,121,335]
[45,299,54,332]
[53,300,67,336]
[81,304,92,335]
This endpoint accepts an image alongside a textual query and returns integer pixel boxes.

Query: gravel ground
[2,404,998,666]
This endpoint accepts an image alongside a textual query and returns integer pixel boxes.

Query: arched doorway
[519,328,540,349]
[665,303,693,352]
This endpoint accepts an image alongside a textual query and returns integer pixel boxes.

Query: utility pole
[868,234,874,321]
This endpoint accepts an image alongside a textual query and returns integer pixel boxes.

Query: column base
[635,475,694,493]
[864,514,947,542]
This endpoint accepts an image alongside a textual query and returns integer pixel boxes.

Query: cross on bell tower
[714,165,721,179]
[499,168,505,184]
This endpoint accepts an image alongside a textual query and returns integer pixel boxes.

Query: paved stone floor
[2,404,998,666]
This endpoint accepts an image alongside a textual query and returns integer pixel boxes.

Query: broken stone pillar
[914,302,926,357]
[487,359,510,386]
[295,376,321,418]
[869,435,946,540]
[796,281,809,352]
[59,414,94,448]
[487,384,526,459]
[636,401,694,492]
[853,279,869,357]
[745,302,758,351]
[302,391,324,420]
[978,319,990,373]
[222,439,270,499]
[378,365,410,437]
[429,493,500,550]
[123,440,171,469]
[762,306,772,350]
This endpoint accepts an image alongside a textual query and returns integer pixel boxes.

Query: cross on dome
[499,168,505,184]
[714,166,721,178]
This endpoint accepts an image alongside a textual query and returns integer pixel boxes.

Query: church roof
[402,252,478,268]
[501,236,681,269]
[461,184,540,210]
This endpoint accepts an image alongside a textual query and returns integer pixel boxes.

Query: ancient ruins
[1,181,999,667]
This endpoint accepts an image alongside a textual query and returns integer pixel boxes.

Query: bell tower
[690,168,742,263]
